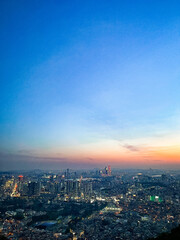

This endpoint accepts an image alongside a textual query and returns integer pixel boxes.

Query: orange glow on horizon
[21,144,180,169]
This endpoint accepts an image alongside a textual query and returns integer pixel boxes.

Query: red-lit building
[18,175,24,181]
[108,165,111,176]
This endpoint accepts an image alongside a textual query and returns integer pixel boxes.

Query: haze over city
[1,0,180,170]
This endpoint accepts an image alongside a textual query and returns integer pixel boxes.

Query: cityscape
[0,167,180,239]
[1,0,180,239]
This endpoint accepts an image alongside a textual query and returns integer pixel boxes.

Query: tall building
[105,167,108,175]
[64,180,81,197]
[54,182,61,194]
[101,165,112,177]
[18,175,24,182]
[65,168,70,179]
[28,181,41,196]
[72,180,80,197]
[17,175,24,194]
[81,181,92,199]
[108,165,111,176]
[65,180,73,194]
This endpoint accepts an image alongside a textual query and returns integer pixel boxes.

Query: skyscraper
[108,165,111,176]
[28,181,41,196]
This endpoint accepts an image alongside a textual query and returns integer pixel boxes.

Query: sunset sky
[1,0,180,170]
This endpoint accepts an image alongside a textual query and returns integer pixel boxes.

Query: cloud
[0,152,100,171]
[123,144,140,152]
[17,149,36,155]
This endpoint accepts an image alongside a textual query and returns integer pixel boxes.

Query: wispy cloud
[0,152,101,171]
[123,144,140,152]
[17,149,36,155]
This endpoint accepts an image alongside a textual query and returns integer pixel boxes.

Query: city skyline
[1,1,180,170]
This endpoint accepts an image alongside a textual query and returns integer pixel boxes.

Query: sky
[0,0,180,170]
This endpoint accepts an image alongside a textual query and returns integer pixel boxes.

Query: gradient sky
[1,0,180,170]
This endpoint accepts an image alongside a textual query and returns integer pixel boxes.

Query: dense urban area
[0,167,179,240]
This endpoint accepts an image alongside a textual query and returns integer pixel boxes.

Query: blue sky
[0,0,180,170]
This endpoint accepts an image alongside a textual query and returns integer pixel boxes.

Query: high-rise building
[17,175,24,194]
[18,175,24,182]
[65,180,73,194]
[54,182,61,194]
[105,167,108,175]
[101,165,112,177]
[81,181,92,199]
[73,180,81,197]
[108,165,111,176]
[65,168,70,179]
[28,181,41,196]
